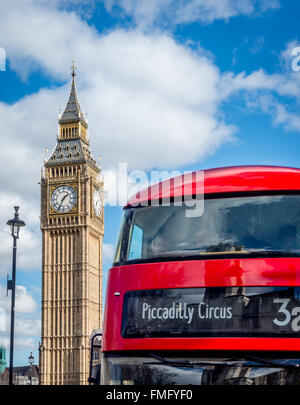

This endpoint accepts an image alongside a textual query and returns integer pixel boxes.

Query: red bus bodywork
[102,166,300,353]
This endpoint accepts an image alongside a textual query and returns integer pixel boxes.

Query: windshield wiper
[236,354,300,370]
[143,353,238,367]
[205,242,246,253]
[247,249,300,256]
[143,353,300,370]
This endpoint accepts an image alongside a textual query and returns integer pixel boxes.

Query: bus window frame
[114,192,300,267]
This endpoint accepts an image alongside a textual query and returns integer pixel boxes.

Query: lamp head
[28,352,34,365]
[7,206,26,239]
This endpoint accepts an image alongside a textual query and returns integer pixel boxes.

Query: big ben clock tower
[39,64,104,385]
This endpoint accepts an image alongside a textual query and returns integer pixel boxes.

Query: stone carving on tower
[39,64,104,385]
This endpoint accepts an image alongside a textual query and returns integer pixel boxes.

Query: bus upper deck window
[128,225,143,260]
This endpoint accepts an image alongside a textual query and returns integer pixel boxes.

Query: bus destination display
[121,287,300,338]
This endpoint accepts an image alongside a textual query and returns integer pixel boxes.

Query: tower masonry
[39,65,104,385]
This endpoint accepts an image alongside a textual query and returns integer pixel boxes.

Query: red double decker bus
[101,165,300,385]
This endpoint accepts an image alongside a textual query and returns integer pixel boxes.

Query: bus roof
[126,165,300,207]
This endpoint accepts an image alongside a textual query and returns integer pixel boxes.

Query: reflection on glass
[114,195,300,263]
[128,225,143,260]
[102,353,300,385]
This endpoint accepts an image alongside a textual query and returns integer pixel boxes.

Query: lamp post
[28,352,34,385]
[7,206,25,386]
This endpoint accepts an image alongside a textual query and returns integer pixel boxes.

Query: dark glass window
[114,195,300,264]
[102,352,300,385]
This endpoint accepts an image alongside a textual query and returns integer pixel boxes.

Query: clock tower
[39,65,104,385]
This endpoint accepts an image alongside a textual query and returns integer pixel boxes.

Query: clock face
[93,189,102,217]
[51,185,77,213]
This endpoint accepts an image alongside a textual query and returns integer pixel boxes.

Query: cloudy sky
[1,0,300,366]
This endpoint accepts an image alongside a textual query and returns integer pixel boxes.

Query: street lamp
[6,206,25,386]
[28,352,34,385]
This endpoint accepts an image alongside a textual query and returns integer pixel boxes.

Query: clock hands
[51,186,76,213]
[58,192,69,211]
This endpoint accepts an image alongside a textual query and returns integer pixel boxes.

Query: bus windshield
[102,352,300,385]
[114,195,300,264]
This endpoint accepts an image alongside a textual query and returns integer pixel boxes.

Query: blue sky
[1,0,300,366]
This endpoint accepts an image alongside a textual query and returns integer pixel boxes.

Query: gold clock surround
[49,183,78,215]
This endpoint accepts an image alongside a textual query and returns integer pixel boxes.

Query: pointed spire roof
[59,61,87,126]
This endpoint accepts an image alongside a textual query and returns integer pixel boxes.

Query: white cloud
[249,36,265,54]
[15,286,37,313]
[0,0,237,176]
[0,336,37,352]
[245,94,300,132]
[0,1,299,270]
[1,0,297,368]
[220,38,300,102]
[218,38,300,131]
[0,0,97,80]
[102,0,280,28]
[0,192,41,275]
[220,68,300,99]
[15,318,41,337]
[0,284,40,354]
[0,1,231,277]
[14,336,37,351]
[0,284,37,315]
[0,1,296,276]
[103,243,115,263]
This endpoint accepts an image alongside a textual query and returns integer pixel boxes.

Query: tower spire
[71,60,76,80]
[46,63,98,168]
[59,61,87,127]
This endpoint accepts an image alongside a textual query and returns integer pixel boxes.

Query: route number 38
[273,299,300,332]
